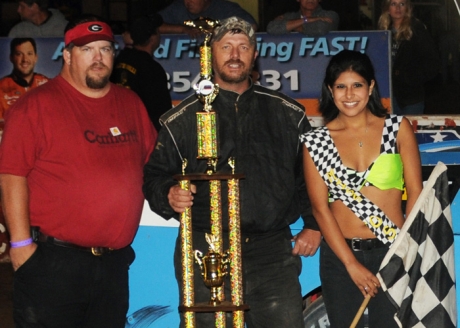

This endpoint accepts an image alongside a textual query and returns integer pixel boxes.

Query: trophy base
[179,301,249,313]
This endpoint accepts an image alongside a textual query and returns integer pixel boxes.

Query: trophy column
[209,179,225,327]
[227,170,244,327]
[178,174,195,328]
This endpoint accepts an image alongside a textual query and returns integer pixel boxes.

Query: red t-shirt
[0,75,157,249]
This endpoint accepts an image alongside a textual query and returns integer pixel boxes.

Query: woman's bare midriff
[330,186,405,239]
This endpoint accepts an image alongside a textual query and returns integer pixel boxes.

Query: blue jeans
[13,242,135,328]
[320,240,399,328]
[174,228,304,328]
[392,99,424,115]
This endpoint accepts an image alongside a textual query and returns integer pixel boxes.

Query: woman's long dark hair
[319,50,387,123]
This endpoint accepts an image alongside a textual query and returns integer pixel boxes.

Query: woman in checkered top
[301,50,422,327]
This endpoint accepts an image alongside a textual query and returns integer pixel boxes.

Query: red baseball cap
[64,21,115,47]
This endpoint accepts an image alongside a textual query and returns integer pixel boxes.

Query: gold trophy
[175,17,248,328]
[194,234,230,306]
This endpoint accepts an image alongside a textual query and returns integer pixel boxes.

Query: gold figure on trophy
[194,233,230,306]
[184,17,220,34]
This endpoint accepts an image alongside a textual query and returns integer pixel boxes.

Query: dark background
[0,0,456,35]
[0,0,457,114]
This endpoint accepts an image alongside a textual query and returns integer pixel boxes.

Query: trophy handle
[222,251,230,276]
[194,250,204,270]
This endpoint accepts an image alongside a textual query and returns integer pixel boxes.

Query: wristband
[10,237,33,248]
[301,15,308,23]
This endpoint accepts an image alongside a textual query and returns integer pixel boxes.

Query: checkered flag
[377,162,457,327]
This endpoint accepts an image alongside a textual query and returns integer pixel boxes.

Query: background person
[301,50,422,327]
[158,0,257,38]
[0,37,48,119]
[111,13,172,131]
[378,0,439,115]
[8,0,68,37]
[267,0,339,36]
[0,17,156,327]
[143,16,321,327]
[121,29,134,49]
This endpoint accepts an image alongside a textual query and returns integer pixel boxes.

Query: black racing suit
[143,82,318,327]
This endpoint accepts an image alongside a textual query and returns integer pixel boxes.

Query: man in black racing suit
[143,16,321,328]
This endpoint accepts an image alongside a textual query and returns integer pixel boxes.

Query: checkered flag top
[300,115,402,244]
[377,162,457,327]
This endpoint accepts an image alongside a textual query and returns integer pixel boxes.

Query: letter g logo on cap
[89,24,103,32]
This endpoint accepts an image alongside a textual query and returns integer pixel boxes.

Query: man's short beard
[86,75,110,89]
[219,71,249,84]
[215,59,253,84]
[85,62,111,89]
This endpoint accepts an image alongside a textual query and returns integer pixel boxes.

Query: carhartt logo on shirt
[110,127,121,136]
[85,129,138,145]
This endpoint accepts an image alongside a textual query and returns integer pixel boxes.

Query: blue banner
[0,31,390,114]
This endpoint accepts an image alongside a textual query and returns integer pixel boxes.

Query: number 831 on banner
[166,69,300,94]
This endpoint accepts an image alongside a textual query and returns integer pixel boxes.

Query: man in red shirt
[0,38,48,119]
[0,17,156,327]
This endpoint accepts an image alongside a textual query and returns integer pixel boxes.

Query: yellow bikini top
[346,153,404,191]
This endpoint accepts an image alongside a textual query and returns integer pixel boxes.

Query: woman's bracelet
[301,15,308,24]
[10,237,33,248]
